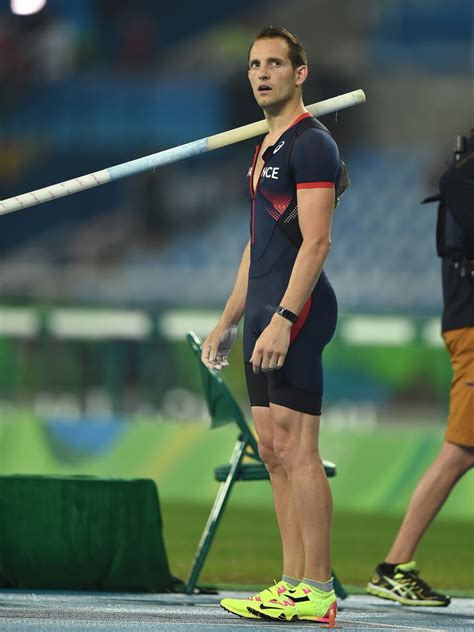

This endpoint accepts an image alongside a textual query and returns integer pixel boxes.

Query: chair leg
[185,438,248,594]
[332,569,348,599]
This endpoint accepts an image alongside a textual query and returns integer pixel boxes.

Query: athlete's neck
[263,100,307,139]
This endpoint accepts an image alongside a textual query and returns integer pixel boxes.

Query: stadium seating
[0,148,442,313]
[372,0,472,72]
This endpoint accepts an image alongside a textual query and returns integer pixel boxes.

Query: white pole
[0,89,365,217]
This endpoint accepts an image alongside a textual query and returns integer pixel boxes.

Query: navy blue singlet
[243,113,340,415]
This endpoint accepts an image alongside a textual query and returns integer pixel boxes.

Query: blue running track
[0,590,472,631]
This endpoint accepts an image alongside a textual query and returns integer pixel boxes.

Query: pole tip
[353,89,366,103]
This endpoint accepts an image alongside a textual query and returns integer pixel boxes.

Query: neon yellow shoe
[248,582,337,623]
[220,580,293,619]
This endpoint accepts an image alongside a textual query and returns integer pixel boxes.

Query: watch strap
[275,305,299,324]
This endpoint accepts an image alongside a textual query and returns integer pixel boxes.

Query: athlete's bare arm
[202,240,251,369]
[279,187,335,313]
[250,187,335,372]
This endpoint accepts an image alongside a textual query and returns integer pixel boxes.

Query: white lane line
[343,619,445,631]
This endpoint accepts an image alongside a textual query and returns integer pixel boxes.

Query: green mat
[0,474,172,591]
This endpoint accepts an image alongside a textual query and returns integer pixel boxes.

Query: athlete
[202,26,346,623]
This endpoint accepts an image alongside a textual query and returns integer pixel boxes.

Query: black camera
[422,131,474,264]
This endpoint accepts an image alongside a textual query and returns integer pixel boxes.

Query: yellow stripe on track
[137,424,205,480]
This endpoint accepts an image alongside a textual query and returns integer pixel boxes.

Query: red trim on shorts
[297,182,335,190]
[290,297,312,345]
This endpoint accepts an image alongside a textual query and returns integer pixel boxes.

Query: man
[367,131,474,607]
[202,26,345,623]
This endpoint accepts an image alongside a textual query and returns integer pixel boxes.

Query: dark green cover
[0,475,172,591]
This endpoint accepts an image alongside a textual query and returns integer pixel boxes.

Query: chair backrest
[186,331,259,455]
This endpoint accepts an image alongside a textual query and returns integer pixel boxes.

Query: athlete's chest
[247,138,293,200]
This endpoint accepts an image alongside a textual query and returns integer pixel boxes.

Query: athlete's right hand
[201,325,238,371]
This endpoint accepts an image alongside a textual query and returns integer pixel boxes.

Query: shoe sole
[248,607,296,621]
[220,603,260,619]
[248,606,335,623]
[366,583,449,607]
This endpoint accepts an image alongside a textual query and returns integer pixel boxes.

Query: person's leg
[386,440,474,563]
[368,326,474,606]
[219,400,303,619]
[269,403,332,582]
[247,403,337,623]
[252,405,304,580]
[367,441,473,606]
[388,324,474,564]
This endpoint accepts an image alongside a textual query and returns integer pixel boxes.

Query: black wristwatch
[274,305,299,324]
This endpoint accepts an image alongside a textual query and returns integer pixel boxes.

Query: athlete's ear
[295,64,308,87]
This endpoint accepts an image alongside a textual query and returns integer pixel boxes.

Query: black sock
[378,562,398,575]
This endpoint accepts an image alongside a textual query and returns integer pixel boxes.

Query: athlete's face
[248,37,307,112]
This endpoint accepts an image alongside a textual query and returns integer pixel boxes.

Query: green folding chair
[184,331,347,599]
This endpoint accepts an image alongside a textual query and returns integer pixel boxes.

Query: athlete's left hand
[250,315,292,373]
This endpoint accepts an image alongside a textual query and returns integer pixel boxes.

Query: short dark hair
[249,26,307,69]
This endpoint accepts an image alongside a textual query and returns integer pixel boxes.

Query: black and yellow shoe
[367,561,450,607]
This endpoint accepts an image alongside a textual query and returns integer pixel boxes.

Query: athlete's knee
[272,423,304,474]
[453,444,474,473]
[258,440,282,473]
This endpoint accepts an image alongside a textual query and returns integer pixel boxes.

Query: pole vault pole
[0,89,365,217]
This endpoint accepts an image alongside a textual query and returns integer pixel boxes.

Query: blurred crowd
[0,0,471,313]
[0,1,167,116]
